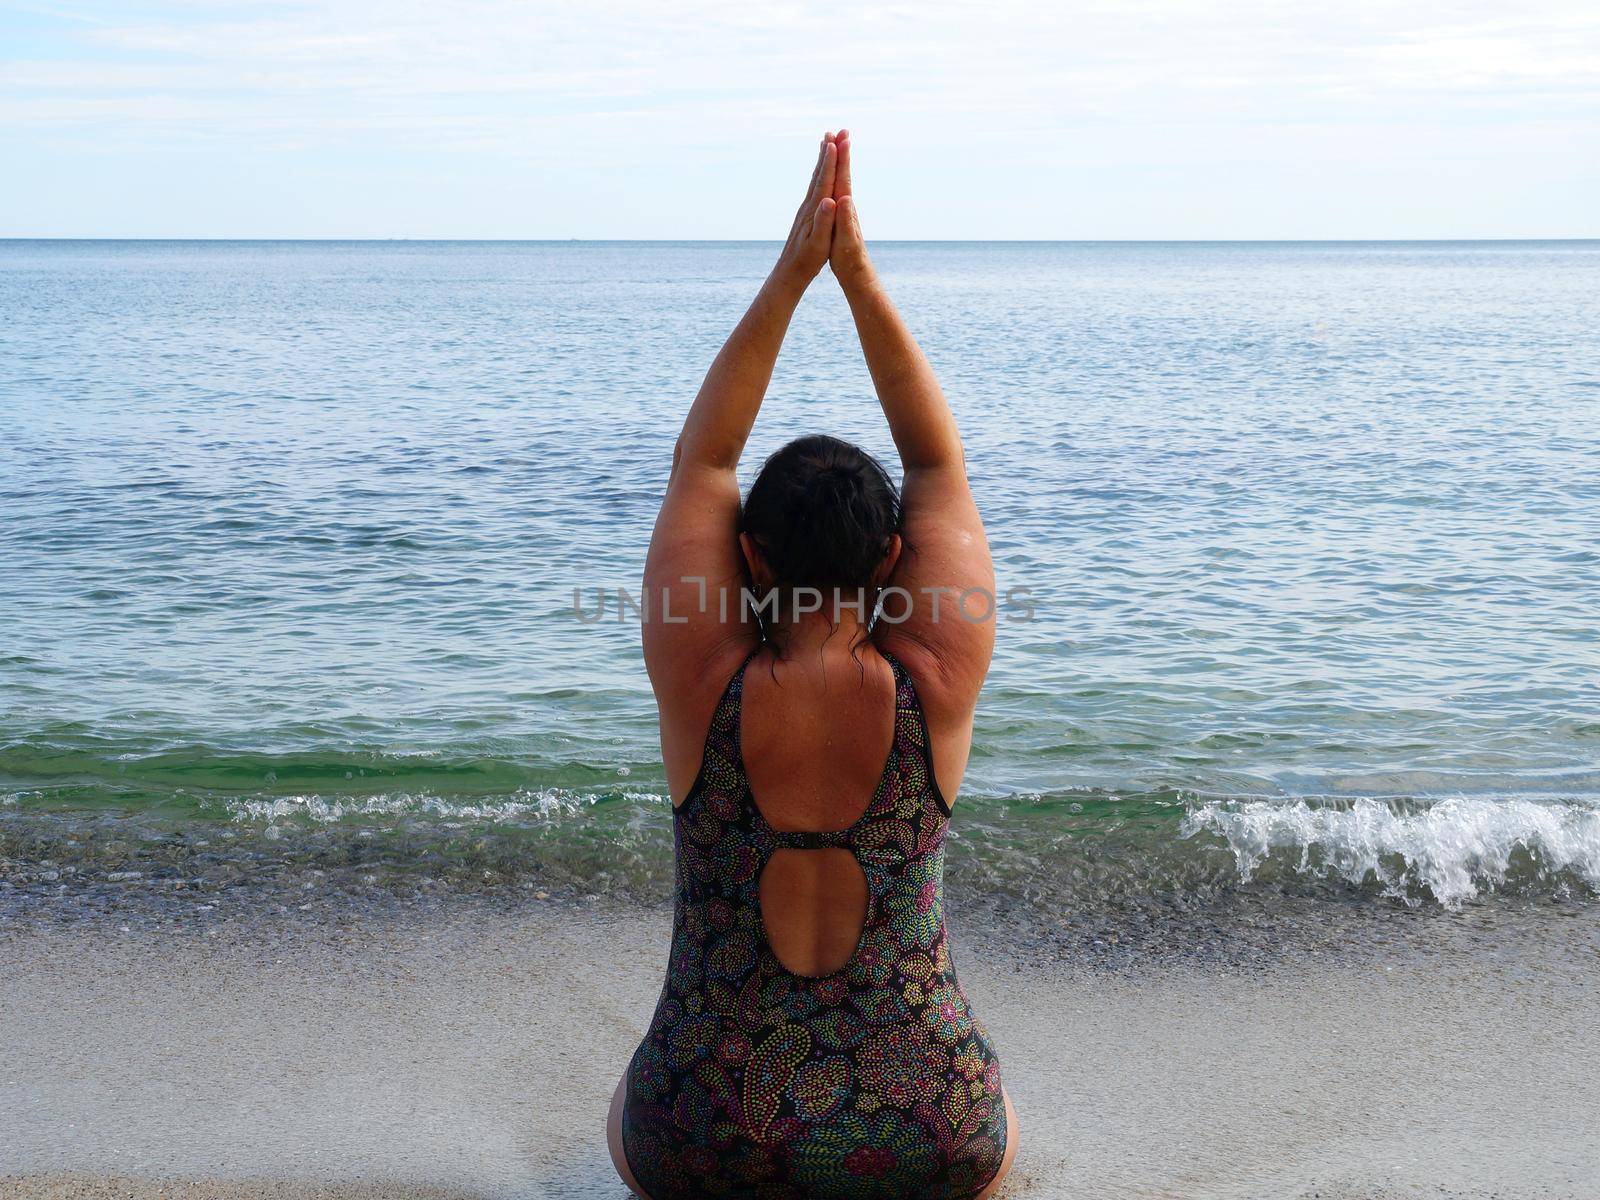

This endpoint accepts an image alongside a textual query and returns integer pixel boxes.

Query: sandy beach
[4,897,1597,1200]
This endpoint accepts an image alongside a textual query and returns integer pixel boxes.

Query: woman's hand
[770,134,838,293]
[828,129,875,292]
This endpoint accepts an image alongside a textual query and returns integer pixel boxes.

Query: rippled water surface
[2,239,1597,910]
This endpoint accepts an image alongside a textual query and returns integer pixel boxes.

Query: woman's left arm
[643,134,838,801]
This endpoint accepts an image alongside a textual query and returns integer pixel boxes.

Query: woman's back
[742,645,895,976]
[618,643,1007,1199]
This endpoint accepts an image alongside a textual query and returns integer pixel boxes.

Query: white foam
[220,789,662,827]
[1182,795,1600,907]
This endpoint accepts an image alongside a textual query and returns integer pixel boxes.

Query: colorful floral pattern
[622,652,1007,1199]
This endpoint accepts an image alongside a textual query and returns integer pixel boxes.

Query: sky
[1,1,1597,239]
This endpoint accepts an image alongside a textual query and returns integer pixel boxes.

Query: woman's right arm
[644,135,840,802]
[830,133,995,793]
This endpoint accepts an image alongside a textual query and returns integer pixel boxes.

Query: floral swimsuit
[621,650,1008,1199]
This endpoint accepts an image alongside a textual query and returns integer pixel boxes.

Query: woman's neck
[764,610,871,659]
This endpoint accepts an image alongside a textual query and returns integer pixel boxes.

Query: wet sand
[3,900,1598,1200]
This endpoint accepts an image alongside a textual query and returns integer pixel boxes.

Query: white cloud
[1,0,1595,235]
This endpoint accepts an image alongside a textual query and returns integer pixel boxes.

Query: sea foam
[1182,795,1600,907]
[222,789,621,826]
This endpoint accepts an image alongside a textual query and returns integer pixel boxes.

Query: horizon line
[3,236,1597,245]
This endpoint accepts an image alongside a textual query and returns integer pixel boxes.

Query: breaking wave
[1183,794,1600,907]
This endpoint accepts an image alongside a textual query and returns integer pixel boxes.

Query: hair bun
[808,463,861,496]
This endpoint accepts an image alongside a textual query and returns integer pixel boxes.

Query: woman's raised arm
[665,138,838,479]
[827,136,962,474]
[642,134,838,802]
[830,132,996,788]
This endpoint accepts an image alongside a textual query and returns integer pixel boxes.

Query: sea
[2,239,1597,919]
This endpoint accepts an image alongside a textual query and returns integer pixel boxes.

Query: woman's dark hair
[740,434,902,593]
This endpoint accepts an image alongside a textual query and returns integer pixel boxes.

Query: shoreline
[5,842,1596,972]
[7,787,1597,923]
[4,896,1598,1199]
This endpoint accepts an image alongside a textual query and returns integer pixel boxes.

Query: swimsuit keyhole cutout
[757,847,869,978]
[738,652,897,978]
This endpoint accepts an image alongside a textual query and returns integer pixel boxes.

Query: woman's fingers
[808,139,836,214]
[800,134,835,214]
[809,197,837,251]
[806,135,828,196]
[829,133,862,257]
[816,142,837,210]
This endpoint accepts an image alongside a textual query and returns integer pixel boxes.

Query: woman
[608,131,1018,1200]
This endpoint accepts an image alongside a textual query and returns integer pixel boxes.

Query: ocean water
[2,239,1598,914]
